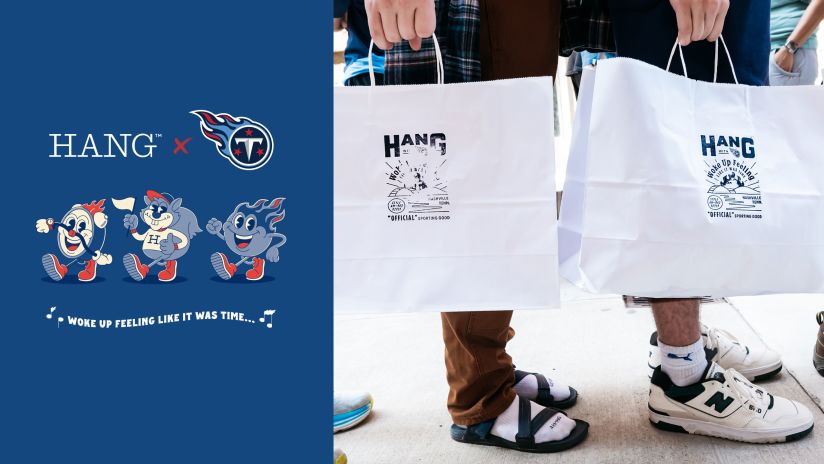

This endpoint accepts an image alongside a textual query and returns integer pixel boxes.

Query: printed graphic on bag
[701,135,764,220]
[383,133,450,222]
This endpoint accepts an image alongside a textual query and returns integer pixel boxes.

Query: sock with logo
[488,396,576,443]
[658,337,707,387]
[513,373,572,402]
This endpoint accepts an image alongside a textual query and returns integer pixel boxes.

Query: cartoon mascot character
[122,190,201,282]
[206,198,286,281]
[36,200,112,282]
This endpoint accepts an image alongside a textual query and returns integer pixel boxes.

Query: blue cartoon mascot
[206,198,286,281]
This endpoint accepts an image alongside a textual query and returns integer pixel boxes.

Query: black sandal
[450,397,589,453]
[515,369,579,409]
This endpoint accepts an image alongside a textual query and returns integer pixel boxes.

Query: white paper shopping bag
[559,39,824,297]
[334,40,559,313]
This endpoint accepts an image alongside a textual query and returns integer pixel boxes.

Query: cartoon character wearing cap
[205,198,286,281]
[122,190,202,282]
[35,200,113,282]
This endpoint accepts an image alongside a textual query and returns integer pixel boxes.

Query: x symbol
[173,137,191,154]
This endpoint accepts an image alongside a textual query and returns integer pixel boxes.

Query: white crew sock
[658,337,707,387]
[490,396,576,444]
[513,374,572,402]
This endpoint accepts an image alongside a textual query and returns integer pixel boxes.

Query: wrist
[784,40,800,55]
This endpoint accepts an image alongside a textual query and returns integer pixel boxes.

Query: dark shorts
[607,0,770,86]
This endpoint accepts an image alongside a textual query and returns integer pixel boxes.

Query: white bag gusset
[559,39,824,297]
[335,39,559,313]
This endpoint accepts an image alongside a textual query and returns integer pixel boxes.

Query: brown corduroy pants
[442,0,560,426]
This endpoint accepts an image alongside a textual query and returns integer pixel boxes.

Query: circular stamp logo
[387,198,406,214]
[707,195,723,210]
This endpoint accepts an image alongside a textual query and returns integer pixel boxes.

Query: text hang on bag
[335,37,560,313]
[559,38,824,297]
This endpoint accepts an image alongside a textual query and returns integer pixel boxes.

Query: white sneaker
[648,325,782,381]
[649,363,814,443]
[334,391,374,433]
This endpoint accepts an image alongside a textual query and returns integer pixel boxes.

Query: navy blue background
[1,2,331,462]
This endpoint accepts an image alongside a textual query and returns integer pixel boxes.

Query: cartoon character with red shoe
[36,200,113,282]
[206,198,286,281]
[122,190,201,282]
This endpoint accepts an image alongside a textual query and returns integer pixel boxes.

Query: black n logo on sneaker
[704,392,734,413]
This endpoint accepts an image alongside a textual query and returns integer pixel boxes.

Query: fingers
[774,48,794,72]
[398,7,422,50]
[409,37,422,51]
[381,10,402,44]
[671,1,693,46]
[414,4,437,39]
[672,0,730,44]
[402,4,435,51]
[366,0,436,50]
[702,0,720,39]
[366,3,392,50]
[707,0,729,42]
[398,8,417,41]
[689,2,705,42]
[367,1,436,51]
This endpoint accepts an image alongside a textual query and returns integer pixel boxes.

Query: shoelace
[724,368,769,410]
[705,327,741,351]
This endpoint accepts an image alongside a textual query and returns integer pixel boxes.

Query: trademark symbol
[154,133,163,139]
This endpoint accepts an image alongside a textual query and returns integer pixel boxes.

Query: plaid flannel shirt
[385,0,480,84]
[560,0,615,56]
[385,0,614,84]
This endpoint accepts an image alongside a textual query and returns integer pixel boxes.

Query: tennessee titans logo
[191,110,274,171]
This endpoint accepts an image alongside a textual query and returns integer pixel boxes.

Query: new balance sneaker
[649,363,813,443]
[815,311,824,377]
[649,325,782,381]
[334,391,373,433]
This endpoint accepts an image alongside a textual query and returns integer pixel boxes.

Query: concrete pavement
[334,284,824,463]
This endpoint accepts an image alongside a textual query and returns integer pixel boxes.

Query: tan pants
[442,0,560,426]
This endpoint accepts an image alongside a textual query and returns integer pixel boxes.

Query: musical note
[259,309,276,329]
[46,306,64,328]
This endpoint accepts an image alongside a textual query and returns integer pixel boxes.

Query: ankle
[658,338,707,386]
